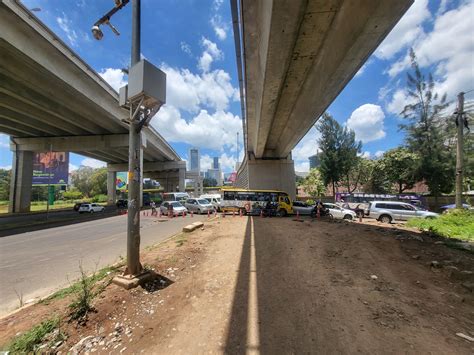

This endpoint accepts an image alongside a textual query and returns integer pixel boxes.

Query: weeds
[13,288,24,308]
[42,265,119,304]
[68,263,95,321]
[8,317,61,353]
[407,209,474,241]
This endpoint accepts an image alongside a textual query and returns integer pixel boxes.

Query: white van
[200,194,222,211]
[163,192,189,204]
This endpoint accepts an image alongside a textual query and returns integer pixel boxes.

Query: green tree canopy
[400,49,455,197]
[203,177,217,187]
[317,113,361,199]
[381,148,420,194]
[301,168,326,197]
[0,168,11,201]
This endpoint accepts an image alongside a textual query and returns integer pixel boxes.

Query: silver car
[184,198,215,214]
[159,201,188,216]
[292,201,314,215]
[368,201,438,223]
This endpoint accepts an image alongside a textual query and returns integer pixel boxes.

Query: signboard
[32,152,69,185]
[116,172,128,190]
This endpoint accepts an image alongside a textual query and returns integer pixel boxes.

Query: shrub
[306,199,315,206]
[91,194,107,203]
[407,209,474,241]
[8,317,60,353]
[63,188,83,200]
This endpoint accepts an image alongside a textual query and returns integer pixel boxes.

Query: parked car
[73,202,86,211]
[200,194,222,211]
[184,198,215,214]
[339,203,365,218]
[368,201,438,223]
[160,201,188,216]
[116,199,128,209]
[439,203,471,213]
[292,201,314,215]
[324,203,357,220]
[78,203,105,214]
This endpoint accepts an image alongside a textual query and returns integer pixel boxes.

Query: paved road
[0,213,206,316]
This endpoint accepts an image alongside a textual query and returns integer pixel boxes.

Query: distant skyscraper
[189,148,200,172]
[309,154,320,169]
[213,157,219,169]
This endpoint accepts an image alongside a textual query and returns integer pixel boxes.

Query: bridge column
[178,168,185,193]
[107,170,117,206]
[9,150,33,213]
[247,158,296,201]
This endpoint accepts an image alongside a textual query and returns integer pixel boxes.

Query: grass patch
[407,209,474,242]
[7,317,62,353]
[42,264,120,303]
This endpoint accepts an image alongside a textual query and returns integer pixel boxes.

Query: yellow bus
[221,188,293,216]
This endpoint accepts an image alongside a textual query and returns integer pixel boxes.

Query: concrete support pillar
[178,168,185,192]
[9,150,33,213]
[247,158,296,201]
[139,148,143,207]
[107,170,117,206]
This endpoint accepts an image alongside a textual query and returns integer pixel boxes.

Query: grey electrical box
[128,59,166,108]
[119,85,128,107]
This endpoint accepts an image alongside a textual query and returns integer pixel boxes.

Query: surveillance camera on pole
[92,0,166,288]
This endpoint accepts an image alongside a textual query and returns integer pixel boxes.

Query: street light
[92,0,166,287]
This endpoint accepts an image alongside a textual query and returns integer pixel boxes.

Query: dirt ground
[1,215,473,354]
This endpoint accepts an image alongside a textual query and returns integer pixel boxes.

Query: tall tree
[0,168,10,201]
[400,49,455,199]
[301,168,326,197]
[89,168,107,196]
[317,113,361,199]
[382,148,420,194]
[363,159,391,194]
[343,157,372,193]
[203,177,217,187]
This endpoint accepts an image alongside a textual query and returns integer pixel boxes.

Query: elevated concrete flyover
[0,0,184,212]
[232,0,413,199]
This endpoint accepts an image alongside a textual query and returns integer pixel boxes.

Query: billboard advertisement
[116,172,128,190]
[32,152,69,185]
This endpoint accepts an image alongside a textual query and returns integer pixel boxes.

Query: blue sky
[1,0,473,173]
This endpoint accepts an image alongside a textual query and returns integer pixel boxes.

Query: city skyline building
[189,148,200,173]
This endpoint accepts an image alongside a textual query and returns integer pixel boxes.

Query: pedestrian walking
[151,201,157,216]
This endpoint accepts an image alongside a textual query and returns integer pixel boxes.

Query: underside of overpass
[0,0,185,212]
[232,0,413,199]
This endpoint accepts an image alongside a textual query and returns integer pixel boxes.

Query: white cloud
[292,126,320,173]
[180,41,192,56]
[346,104,386,143]
[161,64,238,113]
[374,150,385,159]
[99,68,127,92]
[386,89,414,115]
[211,15,228,41]
[69,163,78,172]
[200,155,213,171]
[374,0,430,60]
[386,1,474,113]
[0,133,9,148]
[0,165,12,170]
[198,37,223,72]
[358,151,371,159]
[212,0,224,11]
[295,161,310,173]
[153,106,242,151]
[56,13,78,47]
[81,158,106,169]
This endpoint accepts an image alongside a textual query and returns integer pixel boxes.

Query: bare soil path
[1,216,473,354]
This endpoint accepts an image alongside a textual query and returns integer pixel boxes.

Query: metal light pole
[455,92,465,209]
[126,0,142,276]
[93,0,165,283]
